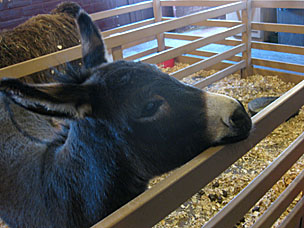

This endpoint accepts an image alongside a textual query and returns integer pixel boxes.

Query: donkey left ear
[0,78,92,119]
[77,9,108,69]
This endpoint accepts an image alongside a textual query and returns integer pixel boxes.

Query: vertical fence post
[153,0,165,52]
[111,46,123,61]
[241,0,253,77]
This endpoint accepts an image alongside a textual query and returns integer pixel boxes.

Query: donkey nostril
[229,113,243,127]
[230,107,252,131]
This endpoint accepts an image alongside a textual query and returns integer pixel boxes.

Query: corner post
[153,0,165,52]
[241,0,253,77]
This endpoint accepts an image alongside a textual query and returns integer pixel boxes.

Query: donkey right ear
[77,9,108,69]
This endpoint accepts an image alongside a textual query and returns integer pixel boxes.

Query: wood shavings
[152,63,304,228]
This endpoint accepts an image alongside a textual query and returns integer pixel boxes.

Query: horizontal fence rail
[90,1,153,21]
[161,0,304,9]
[165,32,304,56]
[252,168,304,228]
[141,24,245,64]
[203,131,304,228]
[171,44,246,80]
[161,0,239,7]
[105,1,246,48]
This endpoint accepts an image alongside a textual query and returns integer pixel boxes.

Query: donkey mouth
[218,131,251,145]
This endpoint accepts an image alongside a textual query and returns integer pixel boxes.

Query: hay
[151,63,304,228]
[0,3,80,83]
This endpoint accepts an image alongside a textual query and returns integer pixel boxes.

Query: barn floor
[124,26,304,76]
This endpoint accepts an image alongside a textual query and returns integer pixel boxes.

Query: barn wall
[0,0,155,31]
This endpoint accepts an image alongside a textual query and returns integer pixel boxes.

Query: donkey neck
[57,118,149,216]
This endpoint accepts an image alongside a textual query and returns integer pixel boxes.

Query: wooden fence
[0,0,304,227]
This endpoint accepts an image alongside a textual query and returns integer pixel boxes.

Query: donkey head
[0,9,252,174]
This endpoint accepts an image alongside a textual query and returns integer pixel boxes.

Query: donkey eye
[141,100,164,118]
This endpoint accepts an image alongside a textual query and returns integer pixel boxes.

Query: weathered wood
[203,131,304,228]
[171,44,245,80]
[252,169,304,228]
[90,1,153,21]
[141,24,245,64]
[92,74,304,228]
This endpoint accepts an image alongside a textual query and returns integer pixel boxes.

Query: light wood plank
[252,58,304,74]
[252,22,304,34]
[253,68,304,84]
[0,46,81,79]
[122,35,156,49]
[125,48,158,61]
[141,24,245,64]
[162,17,241,27]
[252,1,304,9]
[176,55,236,71]
[92,77,304,228]
[171,44,245,80]
[193,60,246,88]
[102,19,154,38]
[161,0,239,7]
[90,1,153,21]
[252,41,304,56]
[203,131,304,228]
[252,169,304,228]
[106,2,246,48]
[165,32,304,56]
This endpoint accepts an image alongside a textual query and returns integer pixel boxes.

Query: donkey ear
[77,9,108,69]
[0,79,92,119]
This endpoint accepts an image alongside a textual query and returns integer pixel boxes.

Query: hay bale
[0,2,81,83]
